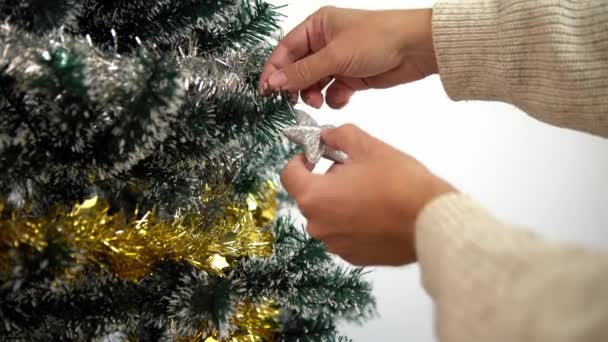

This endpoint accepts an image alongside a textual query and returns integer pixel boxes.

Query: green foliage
[0,24,293,215]
[1,272,141,340]
[72,0,234,51]
[233,218,377,325]
[168,270,239,337]
[0,0,76,33]
[0,0,375,340]
[277,311,353,342]
[71,0,283,54]
[0,25,188,213]
[0,219,376,340]
[192,0,285,54]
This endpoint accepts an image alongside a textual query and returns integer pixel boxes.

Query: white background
[267,1,608,341]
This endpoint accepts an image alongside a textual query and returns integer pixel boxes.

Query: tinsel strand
[0,181,278,282]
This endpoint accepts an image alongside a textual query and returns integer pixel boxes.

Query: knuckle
[279,171,289,189]
[279,164,292,188]
[306,224,325,240]
[296,192,316,213]
[339,251,362,265]
[325,243,340,254]
[342,123,359,131]
[339,123,360,136]
[293,60,312,83]
[328,44,352,74]
[349,258,366,267]
[323,43,342,62]
[317,5,336,17]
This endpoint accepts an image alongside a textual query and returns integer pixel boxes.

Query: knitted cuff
[431,0,509,102]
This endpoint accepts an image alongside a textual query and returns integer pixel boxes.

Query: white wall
[268,1,608,341]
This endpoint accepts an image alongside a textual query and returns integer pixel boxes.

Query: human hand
[280,124,455,266]
[258,6,437,109]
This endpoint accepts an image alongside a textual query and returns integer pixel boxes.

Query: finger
[258,28,310,93]
[307,226,349,252]
[289,91,299,105]
[266,45,342,93]
[305,222,325,240]
[301,76,333,109]
[321,124,371,158]
[280,154,316,199]
[340,253,370,267]
[322,237,355,260]
[259,8,329,94]
[323,240,342,255]
[362,62,428,89]
[325,78,362,109]
[322,63,428,105]
[325,161,348,174]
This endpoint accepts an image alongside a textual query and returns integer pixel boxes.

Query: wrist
[419,8,439,75]
[409,176,456,261]
[416,174,457,229]
[398,8,439,76]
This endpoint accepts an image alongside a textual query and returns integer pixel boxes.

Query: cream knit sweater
[416,1,608,341]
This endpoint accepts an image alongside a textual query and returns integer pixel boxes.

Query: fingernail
[331,97,348,109]
[335,101,347,109]
[268,71,287,89]
[290,92,299,104]
[304,94,321,109]
[311,98,323,109]
[259,81,268,95]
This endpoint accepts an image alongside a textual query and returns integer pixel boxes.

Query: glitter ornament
[283,109,348,165]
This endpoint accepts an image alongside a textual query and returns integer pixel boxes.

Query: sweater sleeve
[415,1,608,341]
[431,0,608,138]
[415,194,608,342]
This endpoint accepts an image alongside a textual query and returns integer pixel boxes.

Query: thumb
[267,45,341,92]
[280,154,316,198]
[321,124,371,159]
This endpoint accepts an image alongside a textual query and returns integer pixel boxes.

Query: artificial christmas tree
[0,1,375,340]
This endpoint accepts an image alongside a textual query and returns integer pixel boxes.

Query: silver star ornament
[283,109,348,165]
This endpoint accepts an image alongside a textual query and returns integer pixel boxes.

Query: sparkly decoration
[229,300,280,341]
[249,181,280,228]
[179,299,280,342]
[0,182,279,282]
[210,254,230,271]
[0,2,376,340]
[283,109,348,165]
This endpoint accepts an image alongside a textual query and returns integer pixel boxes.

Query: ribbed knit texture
[431,0,608,137]
[415,1,608,341]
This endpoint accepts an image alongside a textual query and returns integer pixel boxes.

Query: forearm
[415,193,608,342]
[432,0,608,138]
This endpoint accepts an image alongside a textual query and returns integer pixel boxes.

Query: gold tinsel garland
[0,181,277,281]
[0,181,281,341]
[178,299,280,342]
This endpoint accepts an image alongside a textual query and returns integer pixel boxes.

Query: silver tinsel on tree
[0,1,375,341]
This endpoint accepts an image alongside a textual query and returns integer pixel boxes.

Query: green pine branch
[0,2,376,341]
[0,272,142,340]
[0,23,295,214]
[68,0,283,55]
[71,0,238,52]
[233,218,377,322]
[277,311,353,342]
[0,261,246,340]
[192,0,284,54]
[0,0,76,33]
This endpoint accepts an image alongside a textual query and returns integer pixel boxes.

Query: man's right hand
[258,6,437,109]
